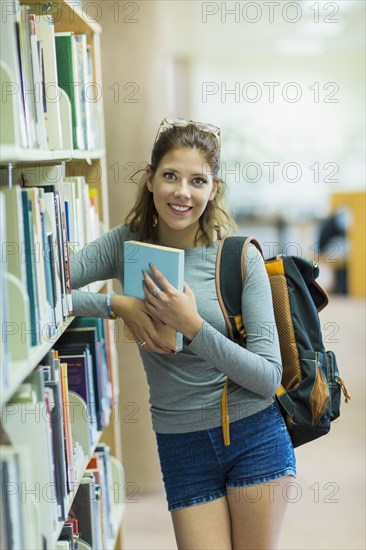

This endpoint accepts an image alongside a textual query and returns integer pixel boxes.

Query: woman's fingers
[143,265,175,294]
[138,312,175,353]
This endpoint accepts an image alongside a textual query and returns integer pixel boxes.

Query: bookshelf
[0,1,125,548]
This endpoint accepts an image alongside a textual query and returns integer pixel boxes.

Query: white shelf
[71,149,106,161]
[1,316,74,405]
[1,280,106,405]
[0,145,106,164]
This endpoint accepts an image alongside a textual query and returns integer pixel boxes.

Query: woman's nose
[174,180,191,199]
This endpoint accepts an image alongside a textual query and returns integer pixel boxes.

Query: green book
[55,32,78,148]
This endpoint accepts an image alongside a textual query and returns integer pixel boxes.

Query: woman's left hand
[142,265,203,341]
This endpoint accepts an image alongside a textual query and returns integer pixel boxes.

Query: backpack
[216,235,351,448]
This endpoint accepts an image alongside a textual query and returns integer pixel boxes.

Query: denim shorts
[155,401,296,512]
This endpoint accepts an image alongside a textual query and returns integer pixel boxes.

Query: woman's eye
[192,177,207,185]
[163,171,176,180]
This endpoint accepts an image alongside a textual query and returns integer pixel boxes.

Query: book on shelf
[56,319,113,432]
[41,351,69,521]
[71,317,113,403]
[94,444,116,542]
[1,1,122,547]
[123,240,185,352]
[16,5,39,149]
[1,186,28,288]
[85,458,107,548]
[55,31,85,150]
[0,181,75,348]
[66,444,116,549]
[1,170,106,361]
[0,0,28,148]
[64,176,102,252]
[21,188,41,345]
[0,443,44,550]
[12,166,74,318]
[57,519,80,549]
[0,446,25,550]
[28,13,48,150]
[27,186,53,332]
[3,377,59,545]
[35,14,63,150]
[58,345,99,445]
[69,473,102,548]
[1,2,102,154]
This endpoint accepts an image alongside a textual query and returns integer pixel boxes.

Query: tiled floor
[119,296,365,550]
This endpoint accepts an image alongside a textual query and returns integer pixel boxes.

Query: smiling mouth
[168,203,193,212]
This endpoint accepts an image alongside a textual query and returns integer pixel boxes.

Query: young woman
[70,118,296,550]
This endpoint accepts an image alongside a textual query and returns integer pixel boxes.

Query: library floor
[120,296,365,550]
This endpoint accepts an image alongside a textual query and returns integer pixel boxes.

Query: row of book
[57,448,117,550]
[1,170,102,381]
[1,317,118,548]
[1,0,100,151]
[1,444,119,550]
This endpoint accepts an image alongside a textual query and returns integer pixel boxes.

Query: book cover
[44,191,63,325]
[95,444,115,541]
[56,327,104,431]
[29,18,48,150]
[0,1,28,147]
[4,385,59,543]
[0,451,24,549]
[69,475,99,547]
[0,444,41,548]
[43,378,68,521]
[59,361,76,490]
[27,187,52,333]
[17,7,38,148]
[35,16,63,150]
[123,240,185,351]
[85,462,107,548]
[71,317,111,410]
[58,347,98,444]
[2,187,27,288]
[21,189,40,346]
[55,32,78,148]
[74,34,89,150]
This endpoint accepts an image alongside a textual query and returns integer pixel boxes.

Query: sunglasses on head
[154,117,221,150]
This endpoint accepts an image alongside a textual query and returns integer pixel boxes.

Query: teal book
[123,241,185,352]
[21,189,40,346]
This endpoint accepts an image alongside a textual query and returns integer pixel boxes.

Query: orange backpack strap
[216,236,263,446]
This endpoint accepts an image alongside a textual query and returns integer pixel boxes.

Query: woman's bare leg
[171,495,232,550]
[227,475,295,549]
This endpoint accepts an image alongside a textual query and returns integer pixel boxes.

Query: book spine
[21,189,40,346]
[60,362,76,489]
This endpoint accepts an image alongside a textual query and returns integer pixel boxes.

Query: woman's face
[147,147,218,243]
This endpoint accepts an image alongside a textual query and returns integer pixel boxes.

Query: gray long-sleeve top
[70,224,282,433]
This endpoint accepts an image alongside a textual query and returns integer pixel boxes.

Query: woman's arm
[70,225,175,353]
[70,225,125,319]
[185,244,282,399]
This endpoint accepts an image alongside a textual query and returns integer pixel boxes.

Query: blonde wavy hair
[125,123,237,246]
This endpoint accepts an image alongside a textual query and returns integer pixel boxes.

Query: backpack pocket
[326,350,347,422]
[277,350,332,447]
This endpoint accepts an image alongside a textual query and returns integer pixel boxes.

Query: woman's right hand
[112,294,174,354]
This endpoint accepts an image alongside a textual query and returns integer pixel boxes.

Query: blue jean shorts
[155,401,296,512]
